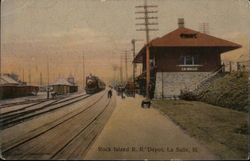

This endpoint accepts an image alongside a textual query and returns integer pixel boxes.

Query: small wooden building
[52,78,73,95]
[52,78,78,95]
[134,19,241,99]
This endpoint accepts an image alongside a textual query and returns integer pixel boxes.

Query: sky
[1,0,250,86]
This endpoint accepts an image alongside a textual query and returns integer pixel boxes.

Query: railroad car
[0,85,39,99]
[85,74,106,94]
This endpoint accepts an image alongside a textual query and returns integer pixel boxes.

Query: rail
[2,90,109,155]
[0,94,91,130]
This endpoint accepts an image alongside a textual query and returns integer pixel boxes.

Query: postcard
[0,0,249,160]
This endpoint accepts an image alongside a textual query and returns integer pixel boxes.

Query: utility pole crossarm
[135,11,158,14]
[135,5,158,8]
[136,22,159,25]
[136,29,159,31]
[136,17,158,19]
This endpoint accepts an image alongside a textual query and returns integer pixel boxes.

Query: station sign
[181,67,198,71]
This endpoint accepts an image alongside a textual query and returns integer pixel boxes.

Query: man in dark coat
[108,89,112,98]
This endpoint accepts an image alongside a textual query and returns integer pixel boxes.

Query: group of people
[115,86,125,99]
[108,86,125,99]
[107,86,151,109]
[120,87,125,99]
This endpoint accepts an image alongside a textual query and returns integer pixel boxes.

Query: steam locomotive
[85,74,106,94]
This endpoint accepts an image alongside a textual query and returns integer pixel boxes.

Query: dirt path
[85,94,218,160]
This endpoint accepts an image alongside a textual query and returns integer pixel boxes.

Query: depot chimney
[178,18,184,28]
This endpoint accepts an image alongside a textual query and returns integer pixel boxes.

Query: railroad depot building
[52,77,78,95]
[134,19,241,99]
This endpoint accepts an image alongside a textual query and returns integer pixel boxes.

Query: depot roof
[133,27,241,63]
[0,75,20,86]
[53,78,73,86]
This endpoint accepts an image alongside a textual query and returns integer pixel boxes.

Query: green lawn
[152,100,248,159]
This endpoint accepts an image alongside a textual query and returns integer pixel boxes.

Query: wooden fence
[221,60,249,72]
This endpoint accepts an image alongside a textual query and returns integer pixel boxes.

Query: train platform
[85,93,218,160]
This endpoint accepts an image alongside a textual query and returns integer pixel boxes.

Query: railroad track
[0,93,90,130]
[0,98,53,109]
[0,93,87,117]
[0,98,62,116]
[2,91,115,160]
[52,96,114,159]
[0,93,82,109]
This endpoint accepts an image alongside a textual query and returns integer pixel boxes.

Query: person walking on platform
[108,89,112,98]
[121,87,125,99]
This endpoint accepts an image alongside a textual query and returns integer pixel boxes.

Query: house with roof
[133,18,241,99]
[0,75,20,86]
[52,77,78,95]
[0,74,39,99]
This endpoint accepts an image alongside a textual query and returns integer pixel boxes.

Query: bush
[179,89,197,101]
[197,71,248,112]
[234,123,248,135]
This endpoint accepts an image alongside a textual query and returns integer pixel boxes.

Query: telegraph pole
[0,42,1,77]
[0,20,2,77]
[47,56,50,99]
[131,39,143,82]
[120,54,123,83]
[0,58,1,78]
[132,40,136,83]
[121,50,131,82]
[112,64,118,83]
[28,69,31,85]
[40,72,43,86]
[82,53,85,89]
[199,22,209,34]
[22,69,25,83]
[135,0,158,100]
[124,50,128,81]
[131,39,143,97]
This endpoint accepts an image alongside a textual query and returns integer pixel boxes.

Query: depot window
[180,33,197,38]
[180,56,199,65]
